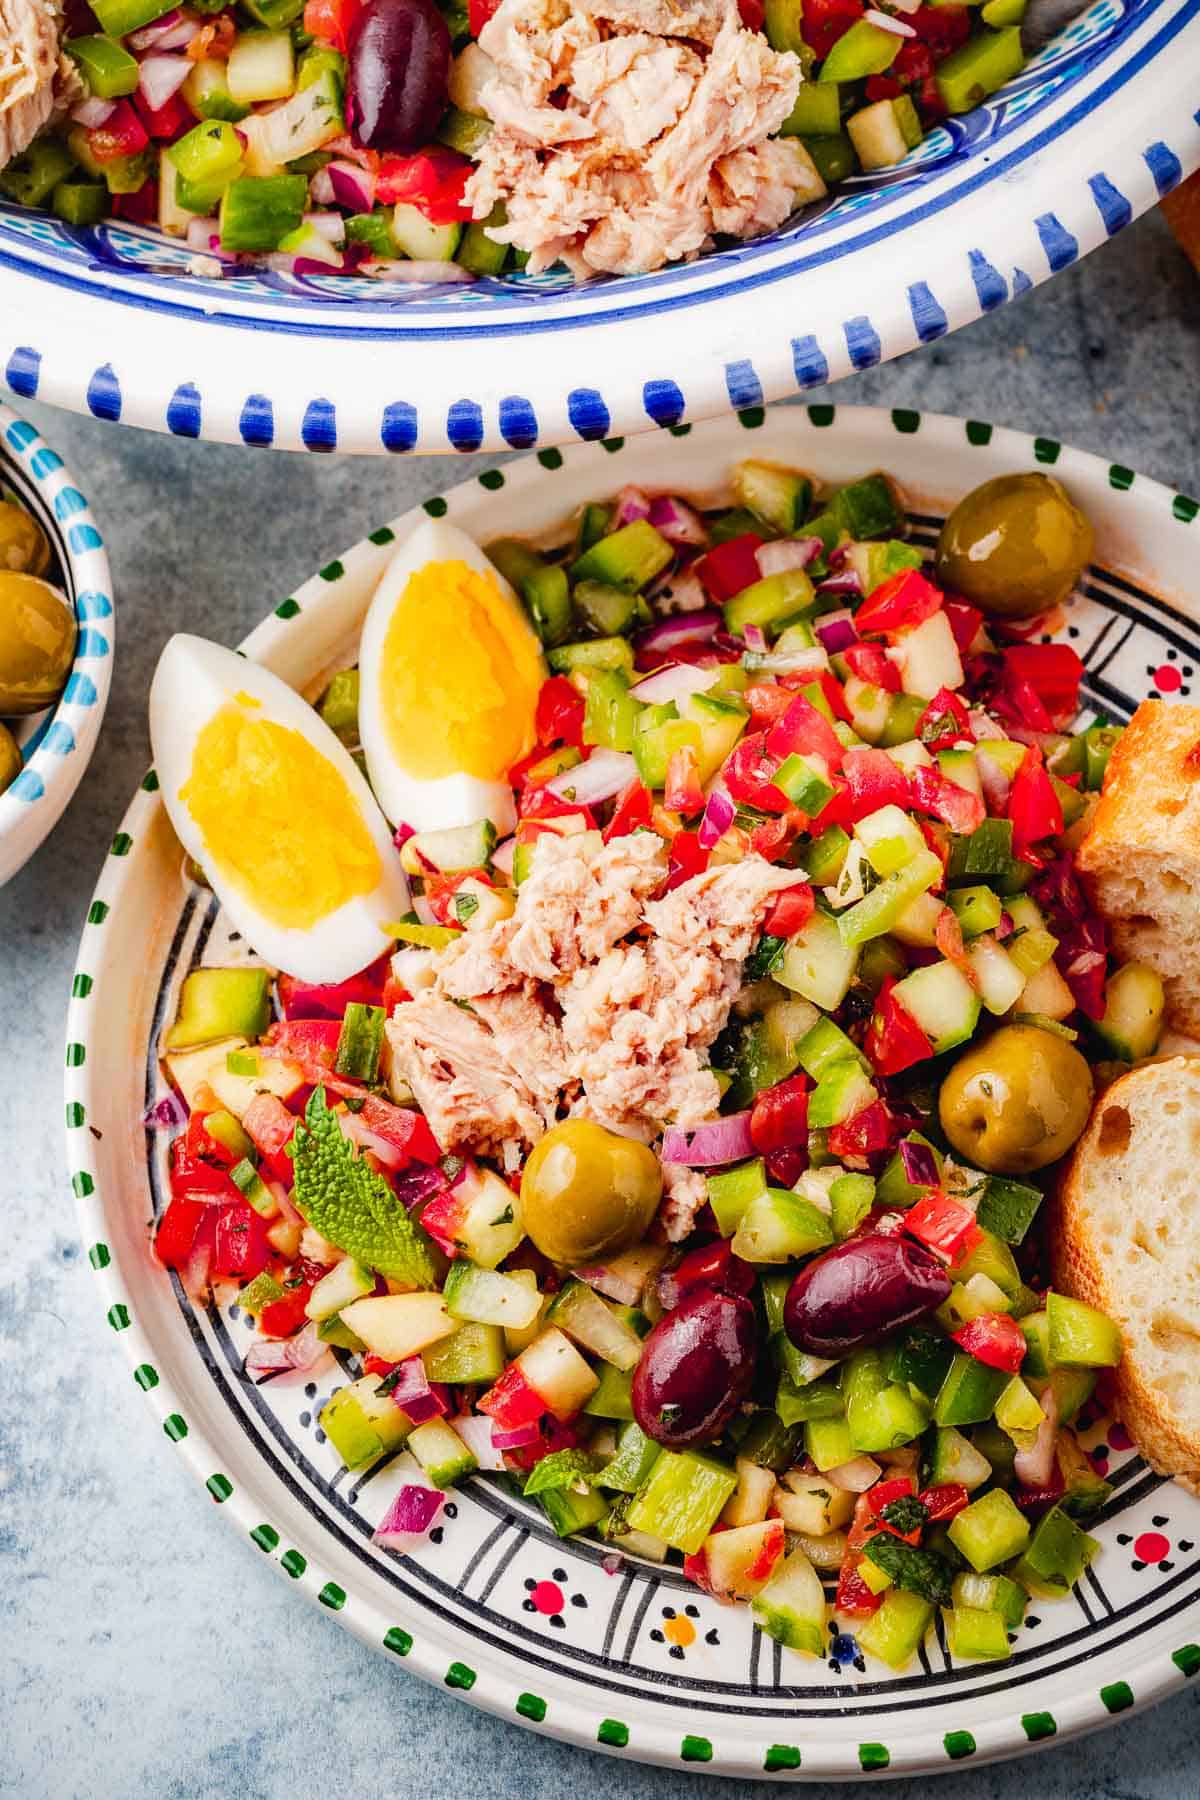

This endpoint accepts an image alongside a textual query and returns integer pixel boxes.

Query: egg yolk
[379,559,543,780]
[180,705,381,931]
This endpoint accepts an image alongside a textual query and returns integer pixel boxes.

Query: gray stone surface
[2,208,1199,1800]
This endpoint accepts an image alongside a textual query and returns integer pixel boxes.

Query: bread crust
[1052,1056,1200,1495]
[1076,700,1200,1035]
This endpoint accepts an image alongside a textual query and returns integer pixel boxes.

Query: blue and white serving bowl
[2,0,1198,456]
[0,402,114,887]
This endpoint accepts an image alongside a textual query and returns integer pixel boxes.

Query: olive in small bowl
[519,1119,662,1265]
[0,722,20,797]
[935,472,1093,619]
[939,1023,1093,1174]
[0,499,50,577]
[0,571,77,715]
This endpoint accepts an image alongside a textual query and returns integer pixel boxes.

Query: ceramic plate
[68,407,1200,1778]
[6,0,1200,456]
[0,403,114,886]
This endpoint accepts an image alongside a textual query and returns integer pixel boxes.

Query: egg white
[150,634,410,984]
[357,519,543,836]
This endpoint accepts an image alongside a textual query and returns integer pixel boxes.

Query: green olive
[520,1119,662,1264]
[0,571,77,715]
[935,473,1094,619]
[0,500,50,577]
[0,721,20,795]
[939,1024,1093,1174]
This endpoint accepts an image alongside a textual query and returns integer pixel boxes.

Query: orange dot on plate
[664,1615,696,1648]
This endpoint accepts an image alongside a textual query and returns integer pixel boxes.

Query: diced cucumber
[801,824,851,886]
[737,1411,803,1472]
[219,174,307,252]
[949,884,1003,939]
[594,1421,661,1494]
[1046,1292,1122,1368]
[977,1176,1043,1246]
[843,1351,930,1454]
[965,935,1025,1016]
[569,519,674,593]
[227,31,295,105]
[952,1569,1027,1629]
[724,569,816,638]
[316,1314,364,1352]
[808,1059,877,1129]
[829,1172,875,1241]
[796,1014,869,1080]
[944,1604,1011,1660]
[548,637,635,676]
[778,908,860,1009]
[847,95,922,172]
[875,1134,941,1211]
[936,26,1025,115]
[682,691,749,780]
[930,1425,993,1491]
[842,676,892,745]
[819,19,902,82]
[804,1414,854,1472]
[948,1488,1030,1572]
[423,1320,506,1385]
[803,132,858,186]
[339,1293,457,1363]
[837,849,943,946]
[707,1158,768,1237]
[1093,961,1164,1060]
[855,803,928,876]
[306,1257,375,1322]
[732,1187,834,1263]
[732,459,812,533]
[408,1417,477,1488]
[320,1375,411,1470]
[165,967,271,1049]
[955,1229,1023,1300]
[832,474,905,541]
[886,1323,953,1401]
[781,80,842,138]
[52,177,109,227]
[546,1280,643,1370]
[892,958,981,1052]
[582,1362,634,1420]
[333,1002,385,1084]
[857,1589,933,1669]
[390,202,462,261]
[443,1262,542,1331]
[237,1271,284,1317]
[933,1354,1009,1427]
[458,208,509,276]
[895,611,965,700]
[539,1483,610,1538]
[995,1376,1046,1440]
[575,578,637,636]
[626,1450,738,1553]
[399,819,496,875]
[752,1545,827,1658]
[437,104,493,157]
[1011,1504,1098,1597]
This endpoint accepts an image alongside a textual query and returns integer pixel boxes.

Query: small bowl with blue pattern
[0,402,114,888]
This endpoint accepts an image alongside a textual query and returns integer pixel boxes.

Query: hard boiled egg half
[357,520,545,837]
[150,635,410,984]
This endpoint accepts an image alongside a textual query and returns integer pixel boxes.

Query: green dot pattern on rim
[368,526,395,544]
[1022,1712,1057,1741]
[87,1243,109,1269]
[944,1730,976,1759]
[72,1170,93,1197]
[1173,495,1199,524]
[597,1720,629,1748]
[764,1745,801,1772]
[859,1744,890,1771]
[1173,1644,1200,1676]
[72,973,92,998]
[319,1583,346,1610]
[808,404,835,427]
[67,1101,85,1128]
[319,560,345,581]
[1109,465,1135,491]
[444,1661,476,1689]
[163,1414,188,1442]
[384,1627,413,1656]
[1101,1682,1134,1713]
[537,448,563,470]
[206,1474,233,1503]
[1033,437,1061,464]
[281,1549,307,1579]
[251,1524,279,1552]
[681,1736,712,1763]
[516,1693,546,1722]
[601,437,626,453]
[87,900,109,924]
[66,1042,85,1067]
[133,1363,158,1391]
[892,409,920,434]
[737,409,765,431]
[275,598,300,620]
[423,496,448,516]
[141,768,159,791]
[966,420,993,445]
[110,832,132,856]
[667,423,692,437]
[479,469,505,490]
[106,1303,129,1330]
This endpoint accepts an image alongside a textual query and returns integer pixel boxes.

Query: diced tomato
[381,976,409,1014]
[766,693,844,768]
[665,828,709,889]
[908,3,972,58]
[1054,915,1109,1021]
[518,784,596,827]
[604,779,654,842]
[855,568,944,638]
[750,1074,810,1154]
[534,674,586,748]
[952,1312,1027,1373]
[363,1354,396,1377]
[1003,644,1085,728]
[358,1092,441,1163]
[864,977,935,1078]
[86,99,149,163]
[813,671,854,726]
[187,15,237,62]
[722,731,790,812]
[839,746,912,821]
[917,686,973,750]
[944,599,985,655]
[738,0,766,22]
[696,532,764,603]
[917,1482,970,1523]
[744,681,796,727]
[479,1362,547,1430]
[278,952,389,1019]
[304,0,364,50]
[802,0,866,60]
[762,882,815,938]
[892,38,935,87]
[664,745,705,816]
[910,763,986,835]
[867,1475,917,1513]
[155,1196,211,1268]
[467,0,502,31]
[836,1554,884,1616]
[748,808,805,861]
[765,1146,807,1187]
[904,1189,983,1264]
[1008,746,1063,854]
[375,147,474,222]
[503,1415,580,1472]
[864,73,902,102]
[169,1144,241,1206]
[264,1018,343,1064]
[661,1239,757,1308]
[828,1100,899,1161]
[683,1539,718,1595]
[183,1108,240,1167]
[418,1185,466,1256]
[242,1093,299,1184]
[259,1279,318,1339]
[133,89,191,141]
[424,868,494,926]
[111,181,159,223]
[213,1203,271,1280]
[843,641,901,693]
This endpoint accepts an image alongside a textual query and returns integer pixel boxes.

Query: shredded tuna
[466,0,817,278]
[0,1,78,169]
[385,994,551,1156]
[502,828,669,979]
[661,1160,709,1241]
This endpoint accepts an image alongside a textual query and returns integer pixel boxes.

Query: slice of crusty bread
[1076,699,1200,1036]
[1052,1057,1200,1494]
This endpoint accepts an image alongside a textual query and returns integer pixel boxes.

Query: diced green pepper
[888,1323,954,1399]
[91,0,177,33]
[165,966,271,1049]
[67,35,140,99]
[948,1487,1031,1572]
[857,1589,933,1668]
[594,1422,661,1493]
[569,519,674,593]
[583,668,638,753]
[832,473,904,539]
[1011,1504,1098,1597]
[0,140,75,208]
[707,1158,768,1237]
[737,1410,803,1470]
[802,133,858,186]
[1046,1291,1122,1368]
[936,27,1025,115]
[933,1353,1009,1427]
[548,637,634,675]
[819,19,902,83]
[782,80,842,138]
[334,1002,386,1084]
[626,1450,737,1553]
[944,1603,1011,1659]
[319,667,359,742]
[975,1175,1043,1245]
[51,178,109,227]
[574,579,638,637]
[219,173,307,252]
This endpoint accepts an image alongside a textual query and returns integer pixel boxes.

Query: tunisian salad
[4,0,1033,281]
[148,456,1149,1673]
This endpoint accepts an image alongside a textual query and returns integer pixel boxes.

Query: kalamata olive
[632,1286,756,1448]
[348,0,451,152]
[783,1234,951,1358]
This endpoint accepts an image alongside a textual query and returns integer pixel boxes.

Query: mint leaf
[290,1087,437,1288]
[523,1449,600,1498]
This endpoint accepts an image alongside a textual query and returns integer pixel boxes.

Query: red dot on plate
[1153,664,1183,693]
[529,1580,565,1615]
[1133,1531,1169,1564]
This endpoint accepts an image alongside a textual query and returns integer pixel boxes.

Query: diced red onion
[976,746,1014,813]
[1014,1387,1060,1489]
[185,218,224,255]
[629,663,716,706]
[451,1412,505,1472]
[899,1139,939,1188]
[360,258,477,283]
[817,569,863,597]
[386,1356,450,1425]
[304,210,346,245]
[145,14,201,49]
[268,1179,300,1226]
[826,1456,883,1492]
[601,1551,625,1575]
[742,623,768,654]
[70,94,117,128]
[491,835,516,877]
[244,1321,325,1382]
[393,1165,448,1211]
[969,709,1009,741]
[144,1091,188,1131]
[756,537,822,577]
[698,787,736,851]
[648,495,709,548]
[865,8,916,34]
[633,609,722,660]
[654,572,710,617]
[661,1111,754,1167]
[572,1262,644,1306]
[614,484,652,527]
[815,609,859,654]
[340,1110,406,1169]
[137,52,190,112]
[492,1420,544,1451]
[547,749,637,804]
[373,1481,444,1549]
[995,911,1014,940]
[127,8,184,48]
[412,892,439,927]
[309,167,336,206]
[328,159,377,213]
[181,1236,212,1304]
